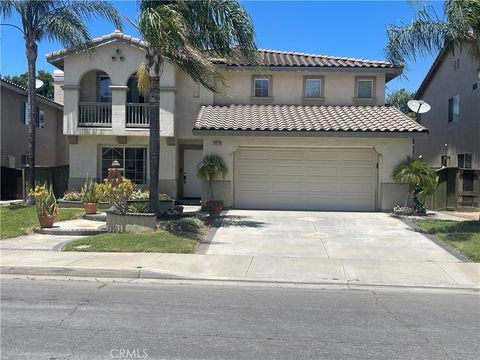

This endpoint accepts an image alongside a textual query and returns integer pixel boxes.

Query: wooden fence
[24,165,69,199]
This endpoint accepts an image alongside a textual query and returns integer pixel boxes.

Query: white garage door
[234,148,377,211]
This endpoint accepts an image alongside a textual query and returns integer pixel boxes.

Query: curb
[2,265,478,292]
[34,227,108,236]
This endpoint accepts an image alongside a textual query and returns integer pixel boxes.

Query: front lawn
[0,205,84,239]
[62,216,207,253]
[62,231,201,253]
[414,220,480,262]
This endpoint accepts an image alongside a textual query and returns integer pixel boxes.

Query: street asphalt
[1,278,479,359]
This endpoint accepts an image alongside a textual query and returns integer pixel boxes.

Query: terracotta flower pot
[205,200,224,217]
[84,203,98,214]
[38,214,55,228]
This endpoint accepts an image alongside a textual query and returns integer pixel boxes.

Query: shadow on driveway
[209,215,267,229]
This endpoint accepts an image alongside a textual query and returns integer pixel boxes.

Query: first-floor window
[101,147,147,184]
[457,153,472,169]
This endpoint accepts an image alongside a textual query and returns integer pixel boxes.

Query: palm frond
[42,9,91,48]
[136,59,150,96]
[183,0,259,65]
[386,1,480,66]
[0,0,15,17]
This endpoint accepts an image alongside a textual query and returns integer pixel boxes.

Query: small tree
[197,154,228,200]
[394,157,438,211]
[386,88,416,118]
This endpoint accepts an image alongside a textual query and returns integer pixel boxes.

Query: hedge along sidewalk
[0,205,84,239]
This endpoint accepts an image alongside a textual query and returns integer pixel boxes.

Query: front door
[183,149,203,198]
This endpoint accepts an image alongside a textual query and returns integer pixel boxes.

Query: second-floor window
[253,77,270,97]
[448,95,460,123]
[458,153,472,169]
[98,75,112,102]
[304,78,322,98]
[356,79,374,99]
[21,102,44,128]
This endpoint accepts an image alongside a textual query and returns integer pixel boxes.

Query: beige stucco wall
[62,41,175,137]
[0,84,68,168]
[68,135,178,197]
[213,71,386,106]
[200,135,413,210]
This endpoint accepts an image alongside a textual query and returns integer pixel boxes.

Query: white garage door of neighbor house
[234,148,378,211]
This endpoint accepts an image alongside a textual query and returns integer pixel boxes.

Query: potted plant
[29,184,58,228]
[81,177,100,214]
[197,154,228,217]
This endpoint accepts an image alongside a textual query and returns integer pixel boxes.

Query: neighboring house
[414,47,480,209]
[0,78,68,199]
[46,30,427,211]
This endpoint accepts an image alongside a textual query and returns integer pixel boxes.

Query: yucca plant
[81,177,100,204]
[197,154,228,200]
[394,157,438,210]
[29,183,58,216]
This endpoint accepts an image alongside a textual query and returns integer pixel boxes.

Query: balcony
[78,102,112,127]
[126,103,150,128]
[77,102,150,129]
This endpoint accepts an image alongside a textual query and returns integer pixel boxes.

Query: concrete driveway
[204,210,458,262]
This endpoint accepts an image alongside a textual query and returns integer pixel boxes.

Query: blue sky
[0,0,444,94]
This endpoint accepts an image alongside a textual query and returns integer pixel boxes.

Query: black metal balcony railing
[126,103,150,128]
[78,102,112,127]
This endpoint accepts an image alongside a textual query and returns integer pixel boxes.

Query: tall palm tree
[0,0,122,201]
[134,0,259,214]
[385,0,480,67]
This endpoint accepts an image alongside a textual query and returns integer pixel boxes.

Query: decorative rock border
[34,226,107,236]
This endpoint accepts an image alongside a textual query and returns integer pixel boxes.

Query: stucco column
[61,85,80,134]
[110,85,128,133]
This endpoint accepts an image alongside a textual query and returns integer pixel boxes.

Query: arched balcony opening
[78,70,112,128]
[126,75,149,128]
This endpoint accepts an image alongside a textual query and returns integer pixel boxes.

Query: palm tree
[134,0,259,214]
[197,154,228,200]
[394,157,438,209]
[0,0,122,201]
[385,0,480,67]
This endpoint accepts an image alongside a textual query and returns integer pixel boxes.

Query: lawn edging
[394,215,468,262]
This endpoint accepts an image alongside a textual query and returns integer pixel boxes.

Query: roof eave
[192,129,428,138]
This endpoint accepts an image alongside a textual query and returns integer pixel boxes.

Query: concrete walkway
[1,250,479,289]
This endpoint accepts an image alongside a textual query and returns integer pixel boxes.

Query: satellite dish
[35,79,44,89]
[408,99,431,114]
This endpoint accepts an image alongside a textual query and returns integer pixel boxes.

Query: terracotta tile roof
[46,31,398,74]
[214,49,396,69]
[194,104,427,133]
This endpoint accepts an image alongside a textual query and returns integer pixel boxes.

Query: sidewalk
[1,250,479,290]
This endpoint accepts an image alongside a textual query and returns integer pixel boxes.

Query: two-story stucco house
[46,31,427,211]
[413,46,480,209]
